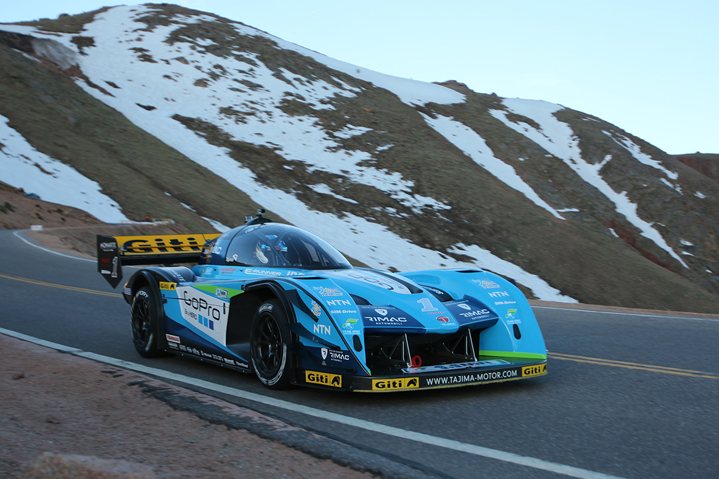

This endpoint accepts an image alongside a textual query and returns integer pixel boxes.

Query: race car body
[98,213,547,392]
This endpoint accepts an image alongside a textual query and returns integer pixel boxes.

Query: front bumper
[297,358,547,392]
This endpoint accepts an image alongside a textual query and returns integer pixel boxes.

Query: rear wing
[97,233,220,288]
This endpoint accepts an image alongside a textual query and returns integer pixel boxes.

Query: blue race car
[97,211,547,392]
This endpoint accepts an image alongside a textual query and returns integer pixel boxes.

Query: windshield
[224,224,351,270]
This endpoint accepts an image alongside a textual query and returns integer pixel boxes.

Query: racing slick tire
[131,286,165,358]
[250,299,294,389]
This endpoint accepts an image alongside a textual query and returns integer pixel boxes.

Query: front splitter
[297,360,547,392]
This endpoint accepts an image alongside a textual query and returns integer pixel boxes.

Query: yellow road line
[549,352,719,380]
[0,272,122,298]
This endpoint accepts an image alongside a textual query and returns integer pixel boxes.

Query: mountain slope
[1,3,717,312]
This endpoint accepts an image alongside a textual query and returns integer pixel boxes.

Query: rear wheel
[250,299,293,389]
[131,286,164,358]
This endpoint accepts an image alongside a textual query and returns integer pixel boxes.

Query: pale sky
[2,0,717,155]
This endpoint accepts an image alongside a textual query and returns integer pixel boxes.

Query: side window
[302,240,320,263]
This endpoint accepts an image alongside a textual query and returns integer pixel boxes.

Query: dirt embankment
[0,334,377,479]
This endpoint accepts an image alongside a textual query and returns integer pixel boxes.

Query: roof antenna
[245,208,271,225]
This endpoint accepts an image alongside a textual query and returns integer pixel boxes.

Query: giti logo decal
[522,364,547,378]
[305,371,342,388]
[114,234,218,254]
[372,378,419,391]
[159,282,176,290]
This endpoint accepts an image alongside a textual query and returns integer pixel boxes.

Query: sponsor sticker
[472,279,500,289]
[326,299,352,307]
[423,368,521,386]
[342,318,358,329]
[215,288,228,299]
[488,291,510,298]
[159,282,177,291]
[522,363,547,378]
[314,286,343,297]
[99,241,116,252]
[311,301,322,317]
[305,371,342,388]
[165,334,180,343]
[245,268,282,277]
[313,323,331,336]
[320,348,351,363]
[402,359,508,374]
[372,378,419,391]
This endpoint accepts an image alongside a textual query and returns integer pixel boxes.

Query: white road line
[12,230,95,262]
[0,327,625,479]
[533,305,719,322]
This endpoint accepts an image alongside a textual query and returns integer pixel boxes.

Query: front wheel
[250,299,293,389]
[131,286,164,358]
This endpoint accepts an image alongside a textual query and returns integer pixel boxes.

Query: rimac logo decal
[457,303,472,310]
[319,348,350,363]
[459,309,491,318]
[375,308,388,316]
[305,371,342,388]
[371,378,419,391]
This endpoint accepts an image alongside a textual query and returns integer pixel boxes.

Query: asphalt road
[1,229,718,479]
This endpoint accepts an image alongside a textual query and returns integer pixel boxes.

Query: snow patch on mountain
[490,98,688,268]
[421,113,565,220]
[51,5,445,214]
[604,131,678,180]
[0,115,128,223]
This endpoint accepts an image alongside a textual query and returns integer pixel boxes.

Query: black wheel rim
[132,295,152,346]
[253,312,284,377]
